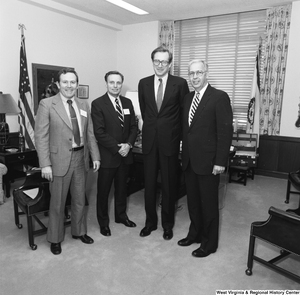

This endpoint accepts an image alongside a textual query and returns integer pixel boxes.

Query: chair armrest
[14,168,48,191]
[269,206,300,224]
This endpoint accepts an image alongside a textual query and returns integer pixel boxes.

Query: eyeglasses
[153,59,169,67]
[189,71,206,77]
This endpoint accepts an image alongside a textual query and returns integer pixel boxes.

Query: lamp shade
[0,93,21,114]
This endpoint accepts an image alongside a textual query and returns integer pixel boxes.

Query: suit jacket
[35,93,100,176]
[91,93,137,168]
[138,74,189,156]
[182,84,233,175]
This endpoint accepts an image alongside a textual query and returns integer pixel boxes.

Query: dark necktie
[156,78,163,111]
[67,100,80,146]
[115,98,124,127]
[189,92,200,125]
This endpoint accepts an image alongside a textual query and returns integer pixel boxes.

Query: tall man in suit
[35,68,100,255]
[138,46,190,240]
[178,60,233,258]
[91,71,137,237]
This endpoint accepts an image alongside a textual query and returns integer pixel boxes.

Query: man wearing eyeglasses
[138,46,189,240]
[178,59,233,258]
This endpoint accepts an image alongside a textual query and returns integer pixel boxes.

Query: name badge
[124,109,130,115]
[80,109,87,117]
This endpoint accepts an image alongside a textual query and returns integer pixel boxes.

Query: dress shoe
[100,226,111,237]
[178,237,199,247]
[50,242,61,255]
[72,234,94,244]
[192,247,216,258]
[116,219,136,228]
[163,229,173,240]
[140,226,157,237]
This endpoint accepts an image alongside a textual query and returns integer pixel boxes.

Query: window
[173,10,266,129]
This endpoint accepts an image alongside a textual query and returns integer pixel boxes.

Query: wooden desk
[0,149,38,198]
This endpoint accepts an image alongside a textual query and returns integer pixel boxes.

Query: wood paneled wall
[257,135,300,179]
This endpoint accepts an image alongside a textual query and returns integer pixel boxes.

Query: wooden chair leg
[245,235,256,276]
[26,215,37,250]
[13,199,23,229]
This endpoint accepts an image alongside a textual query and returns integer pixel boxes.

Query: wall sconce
[0,92,21,151]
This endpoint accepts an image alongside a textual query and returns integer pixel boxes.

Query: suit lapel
[189,85,212,129]
[52,94,72,129]
[144,76,158,114]
[74,97,86,132]
[185,92,194,128]
[104,93,123,128]
[161,75,174,110]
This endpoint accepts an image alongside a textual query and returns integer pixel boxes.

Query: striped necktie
[189,92,200,125]
[156,78,163,111]
[67,100,81,146]
[115,98,124,127]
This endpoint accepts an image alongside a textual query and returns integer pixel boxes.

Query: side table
[0,149,39,198]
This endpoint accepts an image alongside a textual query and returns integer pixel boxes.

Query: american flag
[19,29,35,149]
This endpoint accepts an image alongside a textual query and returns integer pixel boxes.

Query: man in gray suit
[35,68,100,255]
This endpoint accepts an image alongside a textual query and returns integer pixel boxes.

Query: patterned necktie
[189,92,200,125]
[156,78,163,111]
[115,98,124,127]
[67,100,80,146]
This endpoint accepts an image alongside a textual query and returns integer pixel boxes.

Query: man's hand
[212,165,225,175]
[93,160,100,172]
[41,166,53,182]
[118,143,130,157]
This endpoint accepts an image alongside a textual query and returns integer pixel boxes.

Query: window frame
[173,10,266,129]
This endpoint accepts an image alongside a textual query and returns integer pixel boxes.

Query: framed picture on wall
[32,63,74,114]
[77,84,89,99]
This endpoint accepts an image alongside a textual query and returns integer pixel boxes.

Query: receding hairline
[188,60,208,72]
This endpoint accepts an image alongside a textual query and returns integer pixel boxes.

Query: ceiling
[19,0,297,30]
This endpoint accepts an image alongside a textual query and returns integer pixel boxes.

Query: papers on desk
[235,151,256,158]
[23,188,39,199]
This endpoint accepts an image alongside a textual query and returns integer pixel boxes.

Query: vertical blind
[173,10,266,127]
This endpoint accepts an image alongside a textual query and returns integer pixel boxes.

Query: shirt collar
[196,83,209,97]
[60,93,74,103]
[107,92,120,102]
[155,73,168,84]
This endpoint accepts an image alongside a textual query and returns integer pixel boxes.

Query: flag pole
[18,23,35,149]
[18,24,25,135]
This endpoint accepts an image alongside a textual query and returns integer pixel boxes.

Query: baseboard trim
[255,169,288,179]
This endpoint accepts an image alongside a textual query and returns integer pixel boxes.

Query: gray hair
[188,60,209,72]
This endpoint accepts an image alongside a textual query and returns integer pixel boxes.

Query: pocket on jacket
[50,146,58,154]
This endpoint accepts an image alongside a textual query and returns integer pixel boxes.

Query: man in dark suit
[178,59,233,257]
[91,71,137,237]
[35,68,100,255]
[138,46,190,240]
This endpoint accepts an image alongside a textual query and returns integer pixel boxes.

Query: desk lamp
[0,92,21,151]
